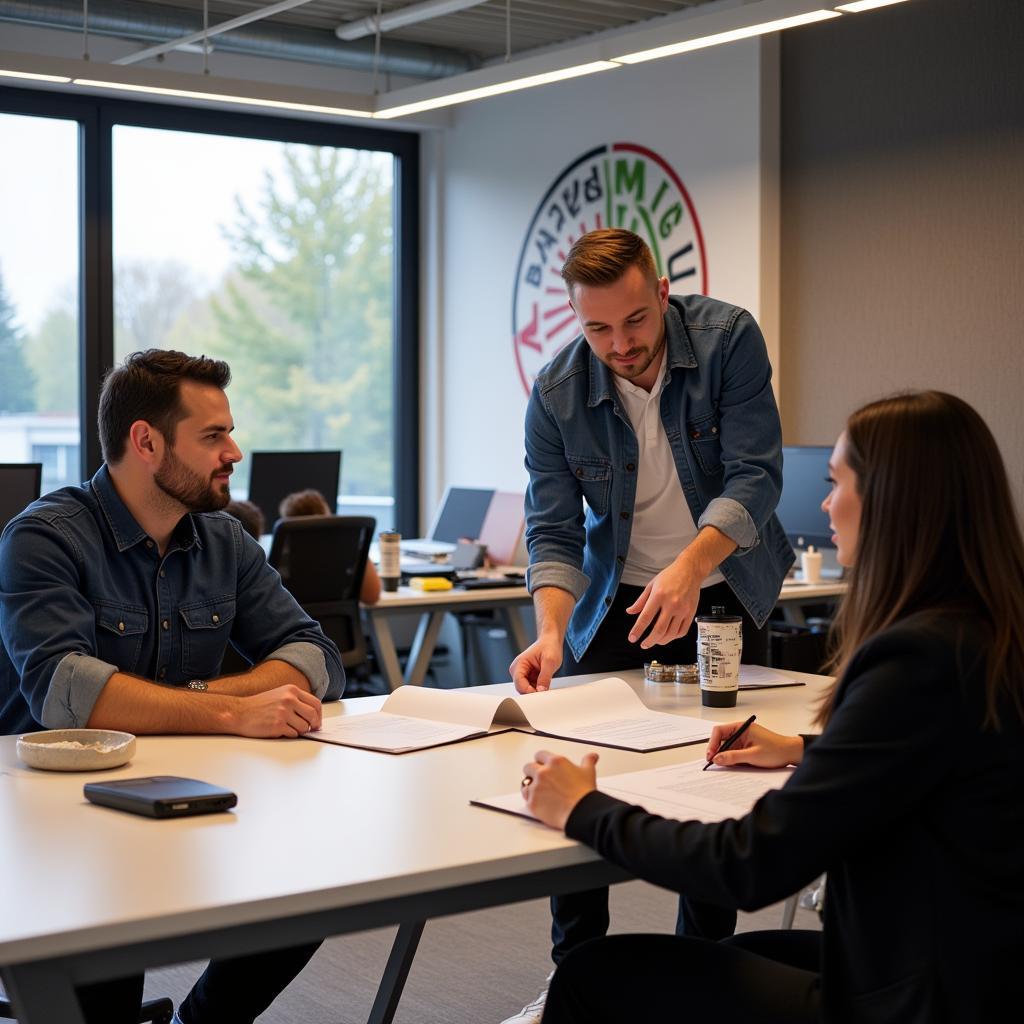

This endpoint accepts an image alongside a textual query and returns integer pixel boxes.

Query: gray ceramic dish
[16,729,136,771]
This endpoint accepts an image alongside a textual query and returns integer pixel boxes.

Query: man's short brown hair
[279,489,332,519]
[98,349,231,464]
[560,228,658,295]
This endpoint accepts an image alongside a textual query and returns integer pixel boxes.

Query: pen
[703,714,756,771]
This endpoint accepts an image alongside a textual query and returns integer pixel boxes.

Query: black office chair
[268,515,375,672]
[0,987,173,1023]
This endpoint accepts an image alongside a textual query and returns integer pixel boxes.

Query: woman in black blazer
[522,391,1024,1024]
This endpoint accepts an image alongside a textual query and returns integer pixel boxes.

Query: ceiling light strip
[836,0,911,12]
[375,60,619,118]
[0,69,73,83]
[614,9,841,65]
[72,78,373,118]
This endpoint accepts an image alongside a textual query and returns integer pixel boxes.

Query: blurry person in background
[225,498,265,541]
[279,489,381,605]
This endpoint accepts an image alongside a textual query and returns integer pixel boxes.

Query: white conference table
[363,576,846,690]
[0,668,829,1024]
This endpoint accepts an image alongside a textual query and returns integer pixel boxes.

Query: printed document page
[738,666,806,690]
[306,677,712,754]
[307,685,514,754]
[473,760,793,825]
[513,677,711,752]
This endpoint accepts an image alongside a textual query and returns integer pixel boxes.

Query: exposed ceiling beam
[115,0,319,66]
[336,0,490,43]
[0,0,475,78]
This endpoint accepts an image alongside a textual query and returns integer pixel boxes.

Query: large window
[0,111,82,494]
[0,87,419,533]
[113,127,395,510]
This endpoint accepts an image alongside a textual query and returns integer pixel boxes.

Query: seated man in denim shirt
[0,349,345,1024]
[503,230,793,1024]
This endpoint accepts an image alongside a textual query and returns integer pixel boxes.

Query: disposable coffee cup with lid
[696,605,742,708]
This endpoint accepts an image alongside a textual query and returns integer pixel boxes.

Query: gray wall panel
[780,0,1024,508]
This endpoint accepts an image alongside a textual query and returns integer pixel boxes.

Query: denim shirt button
[145,540,154,549]
[691,430,701,439]
[117,621,125,632]
[212,613,220,624]
[162,619,169,631]
[575,468,584,477]
[626,462,636,472]
[620,511,630,520]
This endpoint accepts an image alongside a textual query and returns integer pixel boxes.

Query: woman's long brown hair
[816,391,1024,729]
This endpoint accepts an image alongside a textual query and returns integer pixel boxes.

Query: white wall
[425,39,771,508]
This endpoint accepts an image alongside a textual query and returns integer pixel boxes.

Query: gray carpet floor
[145,882,822,1023]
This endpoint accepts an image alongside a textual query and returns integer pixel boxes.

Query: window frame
[0,84,420,534]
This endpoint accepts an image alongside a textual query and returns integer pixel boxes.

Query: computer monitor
[247,450,342,532]
[428,486,495,544]
[0,463,43,534]
[776,445,835,551]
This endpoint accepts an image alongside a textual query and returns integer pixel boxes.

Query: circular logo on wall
[512,142,707,396]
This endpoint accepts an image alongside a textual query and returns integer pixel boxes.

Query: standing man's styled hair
[98,349,231,464]
[561,229,659,296]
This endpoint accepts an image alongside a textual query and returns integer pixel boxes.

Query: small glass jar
[675,663,699,684]
[643,660,678,683]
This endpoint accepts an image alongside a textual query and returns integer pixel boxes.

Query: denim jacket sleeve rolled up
[0,465,344,735]
[524,295,794,662]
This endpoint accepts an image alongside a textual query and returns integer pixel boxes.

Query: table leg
[2,963,88,1024]
[367,614,406,692]
[780,603,808,627]
[366,920,425,1024]
[404,612,446,686]
[500,605,531,657]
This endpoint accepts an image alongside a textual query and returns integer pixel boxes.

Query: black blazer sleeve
[565,621,969,910]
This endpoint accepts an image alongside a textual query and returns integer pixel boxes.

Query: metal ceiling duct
[0,0,476,79]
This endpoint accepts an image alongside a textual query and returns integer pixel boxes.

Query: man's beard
[604,332,665,381]
[154,447,230,513]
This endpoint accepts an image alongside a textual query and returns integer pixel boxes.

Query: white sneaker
[499,971,555,1024]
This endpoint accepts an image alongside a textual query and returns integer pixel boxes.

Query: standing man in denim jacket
[502,230,792,1024]
[0,350,344,1024]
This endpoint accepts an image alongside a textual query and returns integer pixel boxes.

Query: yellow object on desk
[409,577,454,591]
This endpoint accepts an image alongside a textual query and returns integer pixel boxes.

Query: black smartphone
[84,776,237,818]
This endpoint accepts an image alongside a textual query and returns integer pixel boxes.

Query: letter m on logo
[614,159,645,202]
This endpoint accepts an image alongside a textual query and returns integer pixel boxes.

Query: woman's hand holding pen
[705,721,805,769]
[521,750,599,830]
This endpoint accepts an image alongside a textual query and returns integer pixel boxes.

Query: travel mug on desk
[379,531,401,592]
[697,606,742,708]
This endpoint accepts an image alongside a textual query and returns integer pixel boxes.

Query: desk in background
[363,576,532,690]
[0,668,829,1024]
[363,578,847,691]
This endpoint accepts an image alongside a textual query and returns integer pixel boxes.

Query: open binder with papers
[306,677,714,754]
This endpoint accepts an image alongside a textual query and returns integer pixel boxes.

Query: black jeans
[551,581,767,964]
[541,931,822,1023]
[75,942,321,1024]
[561,580,769,676]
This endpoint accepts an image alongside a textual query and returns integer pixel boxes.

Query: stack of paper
[473,760,794,825]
